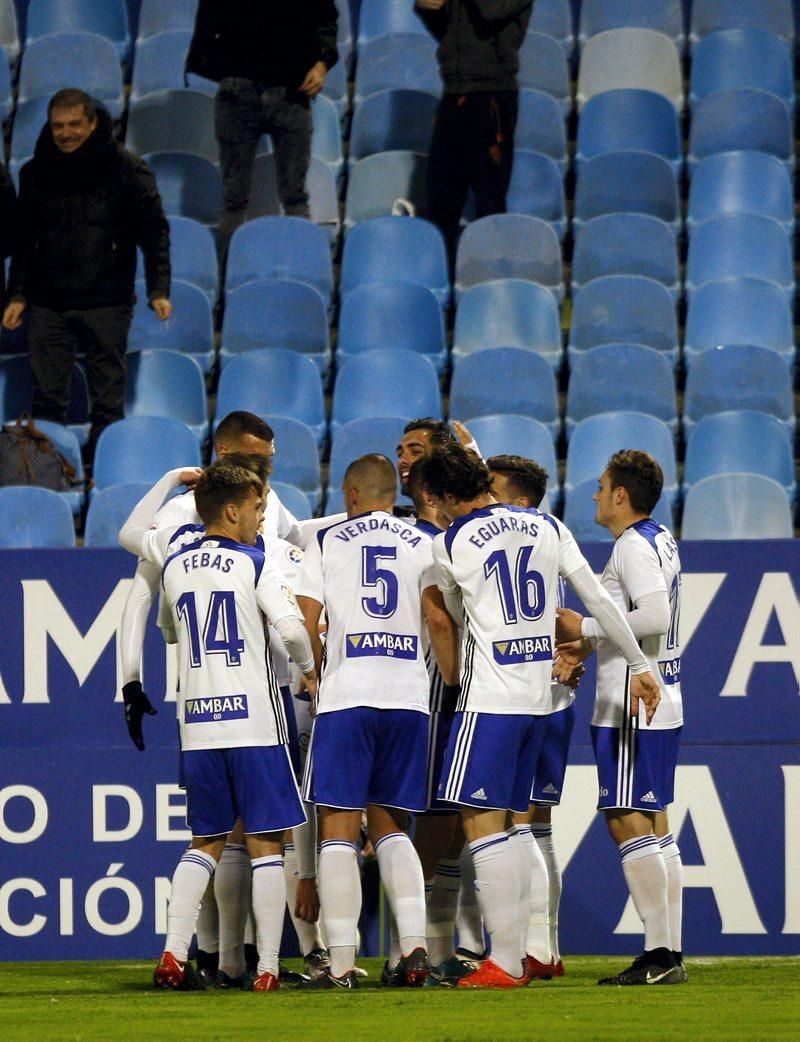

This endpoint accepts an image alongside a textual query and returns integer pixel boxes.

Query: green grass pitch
[2,957,799,1042]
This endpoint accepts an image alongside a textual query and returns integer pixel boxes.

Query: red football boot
[253,971,280,991]
[522,955,556,982]
[457,958,527,989]
[153,951,206,991]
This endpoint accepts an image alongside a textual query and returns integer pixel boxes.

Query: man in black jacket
[2,88,171,458]
[186,0,338,244]
[415,0,533,266]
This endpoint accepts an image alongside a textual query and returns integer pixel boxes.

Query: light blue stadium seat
[215,350,327,447]
[331,350,441,436]
[518,32,571,115]
[126,90,218,163]
[531,0,574,57]
[515,89,568,174]
[683,344,795,438]
[0,486,75,547]
[685,214,794,302]
[268,417,322,511]
[130,279,215,374]
[339,216,449,308]
[571,214,679,300]
[452,279,562,370]
[689,0,795,50]
[454,214,563,301]
[92,417,201,493]
[563,477,674,540]
[84,481,152,547]
[26,0,131,62]
[577,29,683,112]
[354,34,440,106]
[566,344,677,440]
[337,283,446,375]
[344,150,428,232]
[683,411,796,503]
[141,151,221,225]
[681,473,794,539]
[0,356,90,446]
[683,277,795,369]
[572,150,680,233]
[131,30,216,102]
[449,348,559,441]
[225,216,333,306]
[9,98,51,183]
[0,0,19,67]
[565,411,678,510]
[220,278,330,375]
[137,0,198,40]
[0,49,11,122]
[31,419,85,516]
[357,0,429,44]
[125,350,208,445]
[349,89,439,165]
[270,480,313,522]
[567,275,679,367]
[688,89,793,173]
[465,415,559,502]
[306,157,341,246]
[18,32,125,119]
[151,216,218,306]
[686,150,794,236]
[322,52,348,120]
[335,0,353,70]
[506,151,567,240]
[575,88,682,172]
[689,29,794,113]
[579,0,685,53]
[311,94,344,183]
[326,416,409,509]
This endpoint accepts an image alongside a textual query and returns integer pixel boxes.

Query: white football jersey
[264,538,306,687]
[152,486,296,542]
[592,519,683,730]
[433,505,587,715]
[141,525,302,751]
[295,510,436,715]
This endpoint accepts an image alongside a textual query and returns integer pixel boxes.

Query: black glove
[122,681,157,751]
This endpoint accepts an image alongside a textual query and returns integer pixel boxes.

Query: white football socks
[165,848,217,963]
[318,840,361,977]
[215,843,251,979]
[514,824,550,964]
[251,855,285,978]
[194,878,219,956]
[619,835,671,953]
[532,822,561,962]
[426,857,461,966]
[455,840,485,956]
[659,832,684,953]
[469,832,523,978]
[375,832,427,956]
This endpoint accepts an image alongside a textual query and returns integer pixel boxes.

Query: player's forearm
[118,469,187,557]
[120,561,161,684]
[292,513,347,549]
[582,590,670,642]
[567,565,649,674]
[273,615,316,676]
[423,588,460,685]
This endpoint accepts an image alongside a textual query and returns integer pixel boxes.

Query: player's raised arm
[118,467,202,562]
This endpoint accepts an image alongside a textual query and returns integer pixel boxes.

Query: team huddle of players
[118,412,685,991]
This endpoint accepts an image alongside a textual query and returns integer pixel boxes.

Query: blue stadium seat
[689,29,794,112]
[270,480,313,522]
[337,283,446,375]
[225,216,333,306]
[9,98,51,184]
[126,90,218,163]
[680,474,794,540]
[215,350,327,447]
[449,348,560,441]
[0,49,11,123]
[149,216,218,307]
[572,150,680,233]
[92,417,201,494]
[571,214,680,300]
[506,151,567,240]
[26,0,131,62]
[454,214,563,301]
[579,0,685,53]
[311,94,344,183]
[683,344,795,438]
[322,51,348,120]
[567,275,679,367]
[464,415,559,502]
[220,278,330,375]
[577,29,683,112]
[685,214,794,302]
[131,30,216,102]
[349,89,439,164]
[563,477,674,540]
[331,350,441,436]
[452,279,562,370]
[564,411,678,509]
[0,0,19,67]
[575,89,682,172]
[357,0,429,44]
[306,157,341,246]
[84,481,152,547]
[18,32,125,119]
[268,416,322,512]
[688,89,793,173]
[531,0,574,57]
[515,89,568,173]
[344,151,428,231]
[129,279,215,374]
[32,419,85,516]
[125,350,208,445]
[683,277,795,369]
[0,486,75,547]
[354,34,440,106]
[683,411,796,503]
[686,150,794,237]
[0,356,90,446]
[566,343,677,441]
[689,0,795,50]
[518,32,571,115]
[137,0,198,39]
[141,151,222,225]
[339,216,449,308]
[326,416,409,509]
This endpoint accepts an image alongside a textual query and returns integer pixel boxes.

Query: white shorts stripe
[443,712,477,803]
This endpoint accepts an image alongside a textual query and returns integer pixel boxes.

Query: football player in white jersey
[556,450,685,986]
[295,454,459,989]
[416,444,661,988]
[119,461,318,992]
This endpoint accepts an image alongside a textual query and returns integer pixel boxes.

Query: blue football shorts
[592,724,682,812]
[530,702,576,805]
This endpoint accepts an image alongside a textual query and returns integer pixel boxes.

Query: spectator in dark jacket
[2,88,171,458]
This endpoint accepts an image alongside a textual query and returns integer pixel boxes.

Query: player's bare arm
[422,584,460,685]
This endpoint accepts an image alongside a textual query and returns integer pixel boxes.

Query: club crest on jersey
[286,546,304,566]
[280,584,299,607]
[658,657,681,684]
[492,635,552,664]
[346,632,418,659]
[185,694,249,723]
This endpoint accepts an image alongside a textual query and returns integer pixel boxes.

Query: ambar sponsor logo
[185,694,249,723]
[492,635,552,665]
[345,632,418,659]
